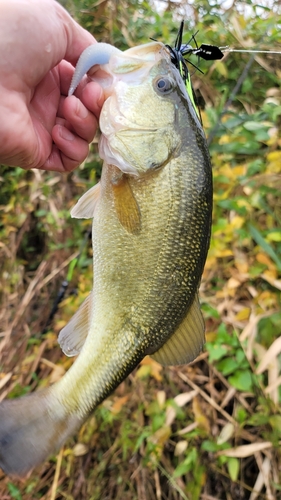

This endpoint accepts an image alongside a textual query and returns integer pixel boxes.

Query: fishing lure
[166,21,281,119]
[165,21,224,118]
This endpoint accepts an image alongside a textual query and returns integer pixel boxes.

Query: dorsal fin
[150,293,205,365]
[71,183,101,219]
[58,292,92,356]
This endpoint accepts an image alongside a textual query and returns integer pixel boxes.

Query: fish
[0,40,212,477]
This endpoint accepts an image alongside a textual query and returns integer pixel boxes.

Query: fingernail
[76,100,88,119]
[59,126,75,141]
[97,88,104,108]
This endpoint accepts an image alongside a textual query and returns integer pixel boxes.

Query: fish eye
[154,76,173,94]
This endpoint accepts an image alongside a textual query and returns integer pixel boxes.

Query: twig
[49,447,64,500]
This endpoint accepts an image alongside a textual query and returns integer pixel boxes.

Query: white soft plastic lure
[68,42,122,95]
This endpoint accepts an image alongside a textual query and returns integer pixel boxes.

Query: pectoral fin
[71,183,101,219]
[58,292,92,356]
[150,293,205,366]
[112,174,141,234]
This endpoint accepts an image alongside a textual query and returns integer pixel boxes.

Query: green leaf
[236,407,248,424]
[201,440,218,452]
[206,343,228,362]
[8,483,22,500]
[248,224,281,271]
[236,348,247,365]
[269,415,281,437]
[228,370,253,392]
[266,231,281,242]
[248,413,270,426]
[173,449,197,478]
[243,121,268,131]
[217,357,238,375]
[227,457,239,482]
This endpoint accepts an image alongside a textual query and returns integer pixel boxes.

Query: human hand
[0,0,104,172]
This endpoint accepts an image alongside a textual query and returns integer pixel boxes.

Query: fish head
[95,41,199,176]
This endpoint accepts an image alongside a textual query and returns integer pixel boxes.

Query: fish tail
[0,388,82,477]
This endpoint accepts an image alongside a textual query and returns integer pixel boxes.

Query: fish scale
[53,133,211,413]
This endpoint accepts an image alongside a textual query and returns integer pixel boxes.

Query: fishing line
[165,22,280,144]
[207,45,281,143]
[221,48,281,55]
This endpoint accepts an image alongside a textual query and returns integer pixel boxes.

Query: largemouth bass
[0,41,212,477]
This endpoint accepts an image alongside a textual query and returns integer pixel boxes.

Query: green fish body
[0,42,212,477]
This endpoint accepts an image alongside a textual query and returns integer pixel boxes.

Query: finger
[58,60,105,113]
[57,60,95,100]
[58,60,76,97]
[47,124,90,172]
[57,96,66,119]
[63,94,99,143]
[79,81,105,118]
[40,144,79,173]
[60,7,97,66]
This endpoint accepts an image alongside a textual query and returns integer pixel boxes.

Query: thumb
[57,2,97,65]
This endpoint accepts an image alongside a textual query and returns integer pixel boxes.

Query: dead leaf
[217,442,273,458]
[111,395,129,414]
[193,397,210,433]
[256,336,281,374]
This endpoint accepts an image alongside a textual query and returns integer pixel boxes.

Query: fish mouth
[69,41,168,97]
[90,41,169,97]
[87,67,114,94]
[70,41,175,176]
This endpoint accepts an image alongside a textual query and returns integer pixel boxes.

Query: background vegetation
[1,0,281,498]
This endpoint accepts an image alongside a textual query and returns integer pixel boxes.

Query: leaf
[248,224,281,271]
[215,61,228,77]
[192,397,210,433]
[73,443,89,456]
[266,231,281,242]
[173,448,197,478]
[243,121,268,131]
[217,423,235,445]
[228,370,253,392]
[269,415,281,437]
[174,440,188,456]
[227,457,240,481]
[217,357,238,376]
[256,336,281,374]
[111,395,129,414]
[218,441,273,458]
[174,391,198,407]
[137,357,162,381]
[206,343,228,362]
[7,484,22,500]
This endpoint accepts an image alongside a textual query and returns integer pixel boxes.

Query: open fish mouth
[69,41,167,96]
[69,41,180,176]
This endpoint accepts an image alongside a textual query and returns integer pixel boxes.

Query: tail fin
[0,389,82,477]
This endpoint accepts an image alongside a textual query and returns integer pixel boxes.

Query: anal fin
[58,292,92,356]
[150,293,205,366]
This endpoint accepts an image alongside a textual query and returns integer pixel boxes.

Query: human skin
[0,0,104,172]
